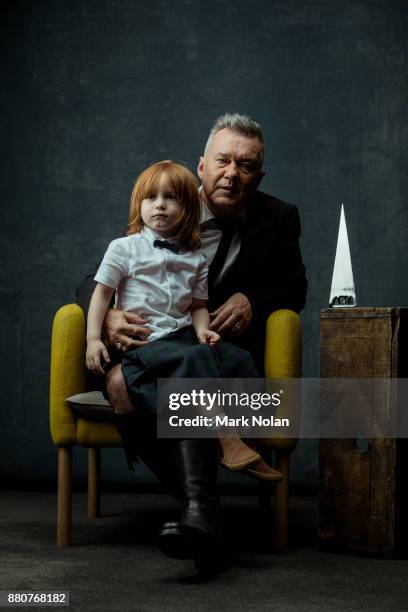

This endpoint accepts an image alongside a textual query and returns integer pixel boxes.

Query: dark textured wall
[1,0,407,487]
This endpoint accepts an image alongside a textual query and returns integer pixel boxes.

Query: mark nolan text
[217,415,290,427]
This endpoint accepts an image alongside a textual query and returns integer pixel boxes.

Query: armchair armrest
[263,309,302,451]
[265,309,301,378]
[50,304,87,445]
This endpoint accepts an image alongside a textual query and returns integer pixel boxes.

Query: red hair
[127,161,201,250]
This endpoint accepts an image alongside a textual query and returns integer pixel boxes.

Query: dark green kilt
[121,325,260,416]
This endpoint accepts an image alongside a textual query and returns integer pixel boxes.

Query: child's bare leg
[106,364,134,414]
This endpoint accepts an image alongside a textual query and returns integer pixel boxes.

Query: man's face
[197,128,265,217]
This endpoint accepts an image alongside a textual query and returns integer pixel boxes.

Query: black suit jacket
[210,191,306,315]
[209,191,307,368]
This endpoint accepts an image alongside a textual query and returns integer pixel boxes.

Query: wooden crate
[319,307,408,558]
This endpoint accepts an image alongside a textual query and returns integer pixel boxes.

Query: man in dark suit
[77,113,307,575]
[89,115,306,371]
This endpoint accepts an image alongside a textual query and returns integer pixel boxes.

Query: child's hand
[198,329,221,347]
[86,339,111,375]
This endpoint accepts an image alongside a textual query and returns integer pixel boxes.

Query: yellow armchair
[50,304,301,549]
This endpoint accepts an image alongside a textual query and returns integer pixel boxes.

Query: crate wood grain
[319,307,408,558]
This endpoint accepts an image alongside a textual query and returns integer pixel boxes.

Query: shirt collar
[142,226,179,244]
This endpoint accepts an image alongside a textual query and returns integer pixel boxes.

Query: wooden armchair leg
[274,450,290,552]
[258,448,273,510]
[57,446,72,547]
[88,448,101,519]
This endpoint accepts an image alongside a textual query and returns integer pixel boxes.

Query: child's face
[141,173,183,237]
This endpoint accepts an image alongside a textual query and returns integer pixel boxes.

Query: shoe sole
[245,467,283,482]
[220,453,260,471]
[158,524,220,560]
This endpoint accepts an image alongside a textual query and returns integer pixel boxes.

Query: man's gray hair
[204,113,264,163]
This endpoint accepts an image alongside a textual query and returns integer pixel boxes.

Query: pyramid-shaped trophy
[329,204,356,307]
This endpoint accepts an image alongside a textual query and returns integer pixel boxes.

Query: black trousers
[121,325,260,416]
[117,326,260,474]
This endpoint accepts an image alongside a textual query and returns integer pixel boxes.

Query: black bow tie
[153,239,182,254]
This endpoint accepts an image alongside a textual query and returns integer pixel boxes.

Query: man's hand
[103,309,151,351]
[209,292,252,335]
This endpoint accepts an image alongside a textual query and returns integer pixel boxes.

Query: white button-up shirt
[94,227,208,341]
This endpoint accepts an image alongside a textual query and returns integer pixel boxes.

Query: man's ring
[233,322,241,334]
[115,342,122,352]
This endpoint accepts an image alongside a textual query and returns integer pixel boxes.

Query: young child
[86,160,281,480]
